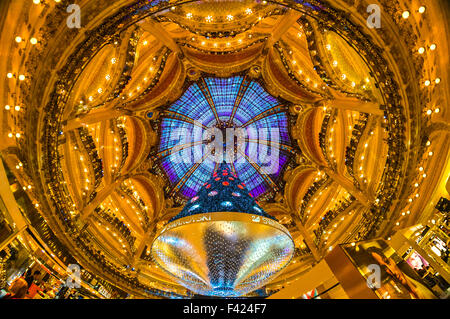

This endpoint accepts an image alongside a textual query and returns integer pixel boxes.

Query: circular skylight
[157,76,292,199]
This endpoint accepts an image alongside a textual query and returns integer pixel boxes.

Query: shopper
[1,277,28,299]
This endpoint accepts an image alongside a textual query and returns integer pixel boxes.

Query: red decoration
[228,177,234,181]
[191,196,199,203]
[237,185,244,190]
[222,181,229,186]
[206,184,211,189]
[215,177,221,181]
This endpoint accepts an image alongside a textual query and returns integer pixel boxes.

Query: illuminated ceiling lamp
[151,163,294,297]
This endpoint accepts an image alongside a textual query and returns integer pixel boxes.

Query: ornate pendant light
[151,163,294,297]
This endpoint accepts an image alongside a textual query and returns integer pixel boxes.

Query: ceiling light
[429,43,436,50]
[435,78,440,84]
[16,133,21,138]
[435,108,440,113]
[186,13,192,19]
[7,73,13,78]
[30,37,38,45]
[18,74,26,81]
[426,109,432,115]
[15,105,20,111]
[5,105,10,110]
[424,80,430,86]
[418,6,426,13]
[417,47,425,54]
[402,11,410,19]
[15,36,22,43]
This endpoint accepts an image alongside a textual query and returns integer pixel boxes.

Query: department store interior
[0,0,449,300]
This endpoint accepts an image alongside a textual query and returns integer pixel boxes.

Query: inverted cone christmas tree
[151,163,294,297]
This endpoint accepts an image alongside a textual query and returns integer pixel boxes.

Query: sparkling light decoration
[151,163,294,297]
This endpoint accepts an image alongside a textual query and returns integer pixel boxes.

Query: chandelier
[151,163,294,297]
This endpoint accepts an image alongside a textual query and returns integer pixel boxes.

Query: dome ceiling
[1,0,448,298]
[156,75,292,199]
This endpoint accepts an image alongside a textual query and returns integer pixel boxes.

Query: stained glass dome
[151,163,294,297]
[157,76,292,199]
